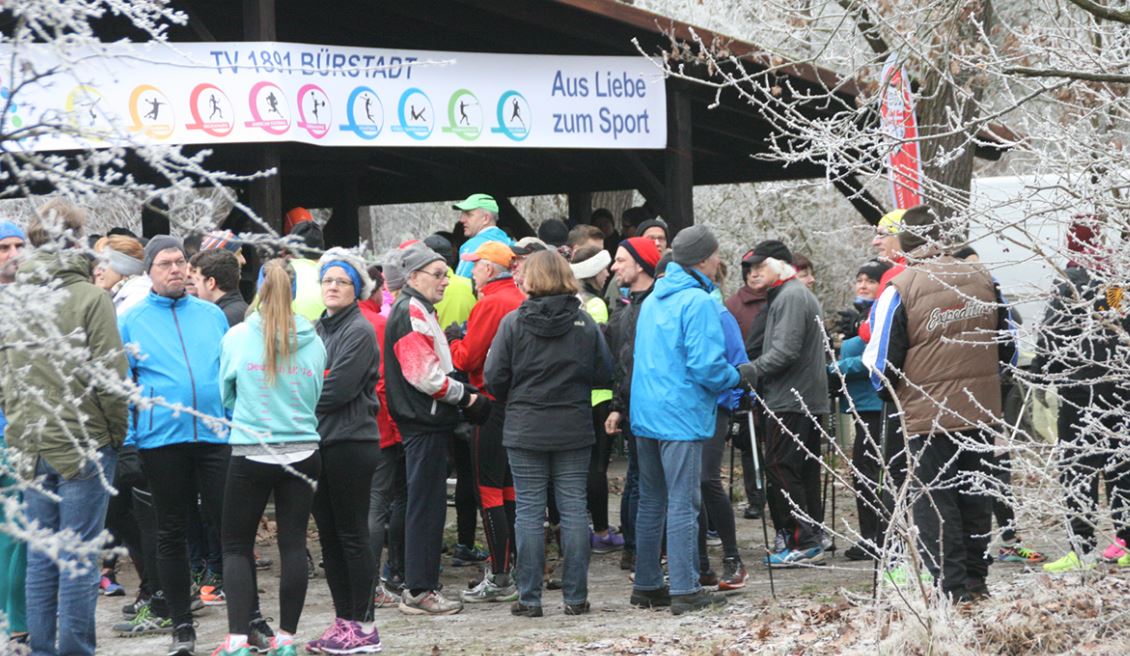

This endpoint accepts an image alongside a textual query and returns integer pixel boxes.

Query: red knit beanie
[620,237,661,277]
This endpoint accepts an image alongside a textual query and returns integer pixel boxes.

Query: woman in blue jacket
[214,260,326,656]
[828,259,887,562]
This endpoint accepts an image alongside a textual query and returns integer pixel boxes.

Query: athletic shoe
[305,618,345,654]
[1043,551,1093,573]
[705,530,722,547]
[629,587,671,609]
[101,573,126,596]
[210,645,251,656]
[998,543,1046,564]
[1117,553,1130,567]
[113,604,173,637]
[765,546,825,568]
[247,617,275,653]
[1101,538,1127,562]
[743,505,762,520]
[620,550,635,571]
[254,552,273,570]
[122,594,151,617]
[772,529,788,554]
[168,623,196,656]
[699,570,719,589]
[591,530,625,554]
[399,589,463,615]
[461,573,518,603]
[318,620,382,654]
[266,637,299,656]
[511,601,543,617]
[563,600,591,615]
[718,557,747,591]
[190,595,205,613]
[821,530,836,552]
[373,585,400,609]
[882,565,933,586]
[670,589,727,615]
[843,545,874,561]
[450,543,488,567]
[200,585,226,606]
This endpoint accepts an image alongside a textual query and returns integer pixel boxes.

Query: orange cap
[284,207,313,234]
[460,241,514,268]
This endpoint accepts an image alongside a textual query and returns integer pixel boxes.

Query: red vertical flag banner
[879,53,923,209]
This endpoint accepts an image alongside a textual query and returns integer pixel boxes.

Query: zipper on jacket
[148,389,154,431]
[171,303,200,441]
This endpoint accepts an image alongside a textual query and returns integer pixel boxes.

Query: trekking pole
[747,407,776,599]
[829,397,839,553]
[728,421,736,502]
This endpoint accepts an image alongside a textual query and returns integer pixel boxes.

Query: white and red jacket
[383,285,469,434]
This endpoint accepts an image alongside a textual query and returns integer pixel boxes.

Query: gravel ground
[94,450,1056,655]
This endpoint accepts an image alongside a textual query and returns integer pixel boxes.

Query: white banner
[2,41,668,151]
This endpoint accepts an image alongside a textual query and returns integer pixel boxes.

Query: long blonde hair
[257,259,297,386]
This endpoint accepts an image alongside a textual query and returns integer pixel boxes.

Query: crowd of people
[0,195,1128,655]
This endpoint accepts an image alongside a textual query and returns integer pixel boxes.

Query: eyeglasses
[415,269,446,280]
[320,277,353,288]
[152,258,187,271]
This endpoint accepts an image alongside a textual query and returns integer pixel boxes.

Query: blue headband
[0,221,26,242]
[319,260,362,298]
[257,264,298,299]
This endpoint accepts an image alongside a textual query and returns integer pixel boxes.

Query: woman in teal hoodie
[215,260,327,656]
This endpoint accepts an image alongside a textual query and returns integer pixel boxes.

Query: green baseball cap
[452,193,499,213]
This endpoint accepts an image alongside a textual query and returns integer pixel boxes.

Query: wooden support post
[664,86,694,235]
[242,0,281,234]
[568,192,592,226]
[325,175,361,248]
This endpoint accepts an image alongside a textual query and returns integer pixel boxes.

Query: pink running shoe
[304,618,345,654]
[1102,538,1127,562]
[318,620,381,654]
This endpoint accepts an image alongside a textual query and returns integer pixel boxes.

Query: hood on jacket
[19,249,92,287]
[245,310,320,349]
[518,294,581,338]
[653,261,713,301]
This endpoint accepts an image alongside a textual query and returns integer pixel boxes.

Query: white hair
[762,257,797,280]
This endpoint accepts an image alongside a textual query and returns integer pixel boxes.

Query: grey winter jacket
[744,278,830,415]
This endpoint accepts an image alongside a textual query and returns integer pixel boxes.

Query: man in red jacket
[449,241,526,602]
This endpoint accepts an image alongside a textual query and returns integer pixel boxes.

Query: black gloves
[444,322,466,343]
[836,307,862,339]
[462,393,492,425]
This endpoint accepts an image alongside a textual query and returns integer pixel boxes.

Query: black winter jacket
[484,294,613,451]
[315,302,380,445]
[1030,265,1127,400]
[606,287,650,413]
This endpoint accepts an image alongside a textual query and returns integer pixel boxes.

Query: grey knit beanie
[143,235,186,273]
[380,248,408,292]
[671,225,719,266]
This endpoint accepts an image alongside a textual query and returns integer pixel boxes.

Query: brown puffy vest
[890,250,1002,435]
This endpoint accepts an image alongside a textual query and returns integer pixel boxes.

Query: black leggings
[473,405,514,576]
[223,453,320,635]
[586,402,614,532]
[451,431,479,547]
[699,409,740,570]
[140,443,234,626]
[312,442,379,621]
[850,412,884,548]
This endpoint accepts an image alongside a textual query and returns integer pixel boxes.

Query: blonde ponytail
[257,259,297,386]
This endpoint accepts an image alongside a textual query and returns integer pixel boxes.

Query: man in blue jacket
[119,236,259,656]
[453,194,513,278]
[629,225,740,615]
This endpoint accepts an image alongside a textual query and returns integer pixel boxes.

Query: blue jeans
[507,446,590,607]
[634,437,702,596]
[24,445,117,656]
